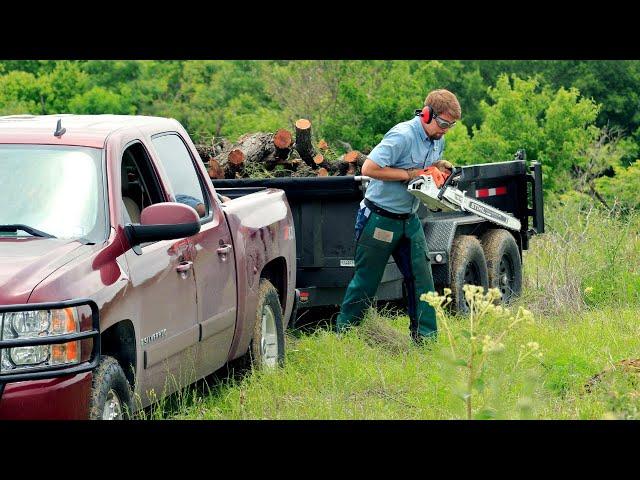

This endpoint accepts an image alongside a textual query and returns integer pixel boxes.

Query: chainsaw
[407,166,522,231]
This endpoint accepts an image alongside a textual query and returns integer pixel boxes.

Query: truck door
[118,141,200,402]
[149,133,237,378]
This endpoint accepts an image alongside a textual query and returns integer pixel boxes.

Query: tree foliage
[0,60,637,209]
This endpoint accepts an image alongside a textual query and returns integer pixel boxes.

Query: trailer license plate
[340,259,355,267]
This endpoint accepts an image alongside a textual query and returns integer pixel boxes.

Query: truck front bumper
[0,372,92,419]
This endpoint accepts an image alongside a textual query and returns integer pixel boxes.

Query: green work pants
[336,211,437,338]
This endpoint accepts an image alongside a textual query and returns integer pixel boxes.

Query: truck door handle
[176,261,193,273]
[217,244,232,255]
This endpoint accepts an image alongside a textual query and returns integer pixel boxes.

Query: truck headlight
[0,307,81,372]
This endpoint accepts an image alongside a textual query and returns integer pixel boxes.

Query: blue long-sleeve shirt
[366,116,445,214]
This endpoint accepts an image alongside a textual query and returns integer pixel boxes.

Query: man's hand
[433,159,453,173]
[405,168,421,181]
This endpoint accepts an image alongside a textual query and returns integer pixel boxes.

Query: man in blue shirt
[336,89,461,344]
[175,193,206,217]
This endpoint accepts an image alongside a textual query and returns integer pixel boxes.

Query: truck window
[151,133,209,219]
[0,144,106,242]
[121,142,164,224]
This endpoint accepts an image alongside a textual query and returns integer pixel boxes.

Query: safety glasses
[433,113,456,129]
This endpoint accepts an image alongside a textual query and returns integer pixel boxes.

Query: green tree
[38,61,91,113]
[469,60,640,151]
[68,86,136,114]
[464,74,602,193]
[0,71,41,114]
[594,159,640,211]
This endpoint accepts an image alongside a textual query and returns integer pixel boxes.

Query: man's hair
[425,89,461,120]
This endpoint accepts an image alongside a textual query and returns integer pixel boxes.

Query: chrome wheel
[102,389,123,420]
[260,304,279,368]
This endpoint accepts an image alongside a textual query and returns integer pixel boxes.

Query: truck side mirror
[125,202,201,247]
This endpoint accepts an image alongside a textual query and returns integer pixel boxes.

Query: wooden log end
[274,129,293,149]
[318,139,329,150]
[208,159,225,179]
[317,167,329,177]
[313,154,325,165]
[295,118,311,130]
[228,149,245,165]
[344,150,360,163]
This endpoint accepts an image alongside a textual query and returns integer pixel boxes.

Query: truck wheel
[449,235,489,314]
[89,356,134,420]
[480,229,522,304]
[249,279,285,369]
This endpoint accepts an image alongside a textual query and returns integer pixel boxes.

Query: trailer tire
[480,229,522,304]
[248,279,285,369]
[449,235,489,314]
[89,355,133,420]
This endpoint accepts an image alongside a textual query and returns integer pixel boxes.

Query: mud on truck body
[0,114,297,419]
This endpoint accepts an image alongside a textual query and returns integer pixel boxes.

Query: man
[175,193,207,217]
[336,89,461,344]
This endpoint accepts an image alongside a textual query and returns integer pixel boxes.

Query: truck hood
[0,238,88,304]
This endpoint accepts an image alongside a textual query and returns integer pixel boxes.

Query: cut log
[274,129,293,149]
[335,150,366,176]
[208,159,225,179]
[337,161,358,176]
[294,118,317,169]
[313,153,330,169]
[263,152,300,172]
[198,130,366,179]
[212,146,245,179]
[214,132,273,178]
[273,128,293,161]
[195,137,232,159]
[228,149,246,165]
[343,150,367,167]
[215,138,232,156]
[233,132,273,164]
[313,153,339,175]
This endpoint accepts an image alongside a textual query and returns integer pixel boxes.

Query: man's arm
[364,129,415,181]
[362,158,412,181]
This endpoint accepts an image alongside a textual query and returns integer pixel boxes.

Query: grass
[154,203,640,420]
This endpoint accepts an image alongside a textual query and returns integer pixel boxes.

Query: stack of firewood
[194,118,366,179]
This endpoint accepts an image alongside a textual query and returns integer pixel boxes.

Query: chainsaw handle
[437,166,460,200]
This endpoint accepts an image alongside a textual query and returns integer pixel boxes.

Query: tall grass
[523,202,639,315]
[160,205,639,420]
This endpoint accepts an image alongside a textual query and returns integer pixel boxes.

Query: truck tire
[449,235,489,314]
[249,279,285,369]
[480,229,522,304]
[89,355,134,420]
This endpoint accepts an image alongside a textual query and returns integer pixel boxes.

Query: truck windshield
[0,145,106,242]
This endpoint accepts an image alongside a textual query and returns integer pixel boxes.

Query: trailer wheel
[89,355,133,420]
[480,229,522,304]
[449,235,489,314]
[248,279,285,369]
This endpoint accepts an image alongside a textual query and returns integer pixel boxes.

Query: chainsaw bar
[408,173,521,231]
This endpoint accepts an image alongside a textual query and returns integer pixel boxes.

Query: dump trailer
[212,153,544,318]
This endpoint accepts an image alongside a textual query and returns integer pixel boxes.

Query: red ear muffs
[416,105,434,124]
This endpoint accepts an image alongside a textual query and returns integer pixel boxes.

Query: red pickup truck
[0,114,297,419]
